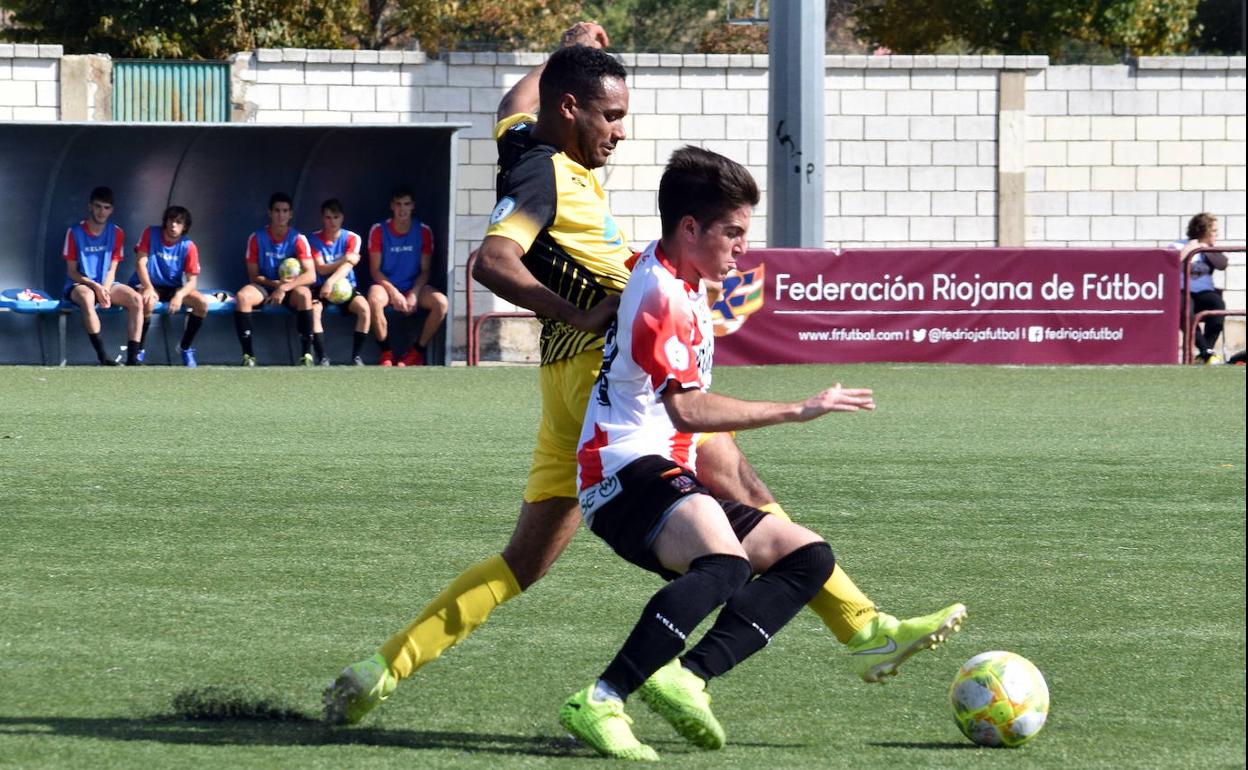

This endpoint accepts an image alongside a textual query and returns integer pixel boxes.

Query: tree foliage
[850,0,1203,60]
[0,0,364,58]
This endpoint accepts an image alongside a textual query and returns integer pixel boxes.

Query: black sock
[352,331,367,357]
[312,332,326,360]
[682,542,835,682]
[234,311,254,356]
[126,340,142,365]
[139,317,151,348]
[296,310,314,355]
[181,314,204,349]
[88,332,108,362]
[599,554,750,698]
[378,336,391,352]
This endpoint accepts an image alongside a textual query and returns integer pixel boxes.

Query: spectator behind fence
[233,192,316,366]
[128,205,211,367]
[366,187,448,366]
[309,198,370,366]
[1172,212,1228,364]
[61,186,144,366]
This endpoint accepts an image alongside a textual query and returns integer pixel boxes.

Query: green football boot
[559,686,659,762]
[637,659,725,750]
[241,354,256,367]
[848,602,967,682]
[322,653,397,725]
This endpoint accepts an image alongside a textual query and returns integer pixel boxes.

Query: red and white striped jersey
[577,240,714,490]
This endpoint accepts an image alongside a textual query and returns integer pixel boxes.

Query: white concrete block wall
[3,46,1244,349]
[0,43,61,121]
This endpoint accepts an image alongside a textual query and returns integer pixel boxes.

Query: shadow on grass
[0,687,802,758]
[869,741,985,750]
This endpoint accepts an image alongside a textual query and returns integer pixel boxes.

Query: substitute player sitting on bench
[366,187,447,366]
[309,198,370,366]
[129,205,210,367]
[233,192,316,366]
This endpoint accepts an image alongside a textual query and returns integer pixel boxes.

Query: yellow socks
[379,553,522,680]
[760,502,878,644]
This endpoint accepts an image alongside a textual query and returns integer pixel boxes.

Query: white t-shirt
[576,240,714,492]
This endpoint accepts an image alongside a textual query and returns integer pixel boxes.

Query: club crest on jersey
[669,475,695,493]
[490,196,517,225]
[711,264,766,337]
[603,213,623,247]
[663,336,689,371]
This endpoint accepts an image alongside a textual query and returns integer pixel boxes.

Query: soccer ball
[278,257,302,280]
[950,651,1049,748]
[328,278,353,304]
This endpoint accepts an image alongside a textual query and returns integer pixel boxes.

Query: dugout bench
[0,121,467,365]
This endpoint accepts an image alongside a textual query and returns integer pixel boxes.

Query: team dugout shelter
[0,122,466,365]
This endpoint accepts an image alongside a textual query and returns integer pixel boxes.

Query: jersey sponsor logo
[663,335,689,372]
[711,264,766,337]
[490,196,517,225]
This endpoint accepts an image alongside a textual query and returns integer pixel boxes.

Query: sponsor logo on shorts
[669,474,695,493]
[579,474,622,522]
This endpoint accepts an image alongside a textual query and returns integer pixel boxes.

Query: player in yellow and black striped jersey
[323,23,961,729]
[487,114,632,366]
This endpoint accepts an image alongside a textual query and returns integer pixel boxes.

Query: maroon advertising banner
[713,248,1180,365]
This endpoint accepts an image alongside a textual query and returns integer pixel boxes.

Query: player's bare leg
[414,285,449,351]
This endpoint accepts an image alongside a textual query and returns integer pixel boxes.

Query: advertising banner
[713,248,1180,365]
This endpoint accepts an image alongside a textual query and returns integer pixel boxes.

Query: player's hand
[796,383,875,421]
[167,294,183,314]
[573,293,620,334]
[141,286,159,307]
[267,286,286,306]
[561,21,609,49]
[404,292,419,315]
[95,285,111,309]
[390,290,408,313]
[319,285,333,302]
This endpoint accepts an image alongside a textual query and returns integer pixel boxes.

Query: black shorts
[151,285,181,302]
[317,287,363,310]
[579,455,768,581]
[252,283,306,310]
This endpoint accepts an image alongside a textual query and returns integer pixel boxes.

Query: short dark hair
[89,186,114,205]
[321,198,344,215]
[390,186,414,202]
[538,45,627,116]
[162,205,192,233]
[1187,212,1217,240]
[658,146,760,238]
[268,192,293,210]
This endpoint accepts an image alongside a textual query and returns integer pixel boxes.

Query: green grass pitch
[0,363,1243,769]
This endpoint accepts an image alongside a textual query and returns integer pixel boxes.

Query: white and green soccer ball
[329,278,353,304]
[950,651,1049,748]
[278,257,302,280]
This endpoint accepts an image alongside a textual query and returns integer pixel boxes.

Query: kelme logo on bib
[490,196,517,225]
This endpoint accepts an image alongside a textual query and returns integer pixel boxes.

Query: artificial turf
[0,363,1243,768]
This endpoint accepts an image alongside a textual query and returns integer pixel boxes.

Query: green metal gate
[113,60,230,122]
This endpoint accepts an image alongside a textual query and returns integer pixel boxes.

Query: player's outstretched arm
[473,234,617,334]
[663,384,874,435]
[496,21,609,121]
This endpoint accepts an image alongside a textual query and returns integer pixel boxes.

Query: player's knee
[687,553,752,605]
[769,541,835,601]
